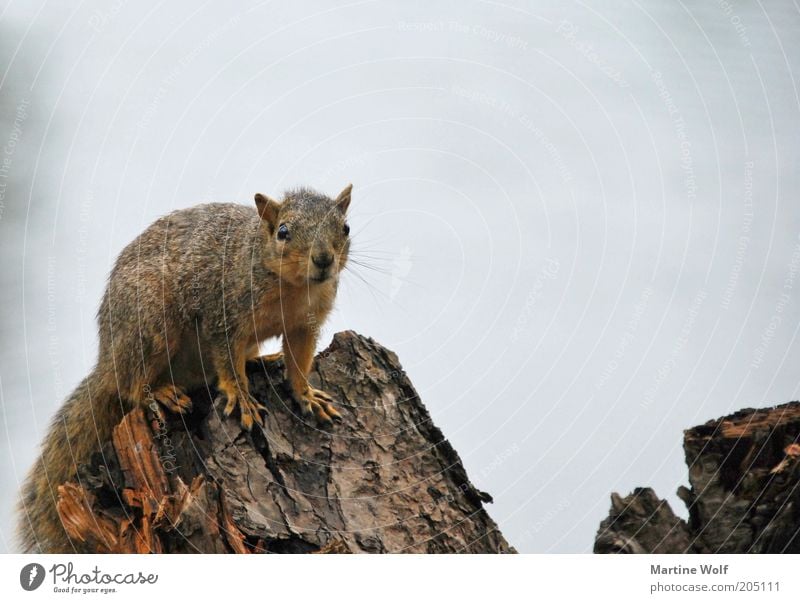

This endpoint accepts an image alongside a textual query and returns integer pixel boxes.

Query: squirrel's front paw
[220,388,266,430]
[296,387,342,426]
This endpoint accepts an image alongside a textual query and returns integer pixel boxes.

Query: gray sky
[1,0,799,553]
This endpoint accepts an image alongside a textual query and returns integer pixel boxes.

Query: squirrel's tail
[16,367,123,553]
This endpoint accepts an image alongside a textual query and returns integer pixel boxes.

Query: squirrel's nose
[312,253,334,269]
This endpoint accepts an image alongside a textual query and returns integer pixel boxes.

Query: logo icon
[20,563,45,591]
[390,246,413,300]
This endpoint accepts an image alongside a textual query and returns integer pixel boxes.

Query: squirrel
[17,184,354,553]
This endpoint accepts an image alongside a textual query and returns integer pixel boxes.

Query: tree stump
[57,331,514,553]
[595,402,800,553]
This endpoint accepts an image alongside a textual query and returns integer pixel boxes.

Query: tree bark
[57,331,514,553]
[595,402,800,553]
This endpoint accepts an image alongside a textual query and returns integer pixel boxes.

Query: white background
[0,0,799,553]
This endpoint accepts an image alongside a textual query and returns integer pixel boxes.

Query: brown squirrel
[17,184,354,553]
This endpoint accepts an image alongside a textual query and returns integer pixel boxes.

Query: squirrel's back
[110,202,260,277]
[18,202,262,553]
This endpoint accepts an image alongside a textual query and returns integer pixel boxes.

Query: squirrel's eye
[343,223,350,236]
[277,224,290,241]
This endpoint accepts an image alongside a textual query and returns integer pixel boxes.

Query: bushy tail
[16,368,123,553]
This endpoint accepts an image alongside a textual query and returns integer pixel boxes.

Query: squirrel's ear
[254,193,280,229]
[334,183,352,213]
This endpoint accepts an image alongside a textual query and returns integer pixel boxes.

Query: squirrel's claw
[323,401,343,423]
[221,390,266,431]
[297,387,343,426]
[152,384,193,414]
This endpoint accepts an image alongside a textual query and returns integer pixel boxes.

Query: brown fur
[17,185,353,553]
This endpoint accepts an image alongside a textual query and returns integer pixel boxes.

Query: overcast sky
[1,0,799,553]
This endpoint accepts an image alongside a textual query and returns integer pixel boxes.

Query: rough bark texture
[595,402,800,553]
[57,331,513,553]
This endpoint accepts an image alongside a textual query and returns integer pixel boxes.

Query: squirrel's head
[255,184,352,287]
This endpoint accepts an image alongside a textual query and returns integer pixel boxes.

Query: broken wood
[595,402,800,553]
[58,331,513,553]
